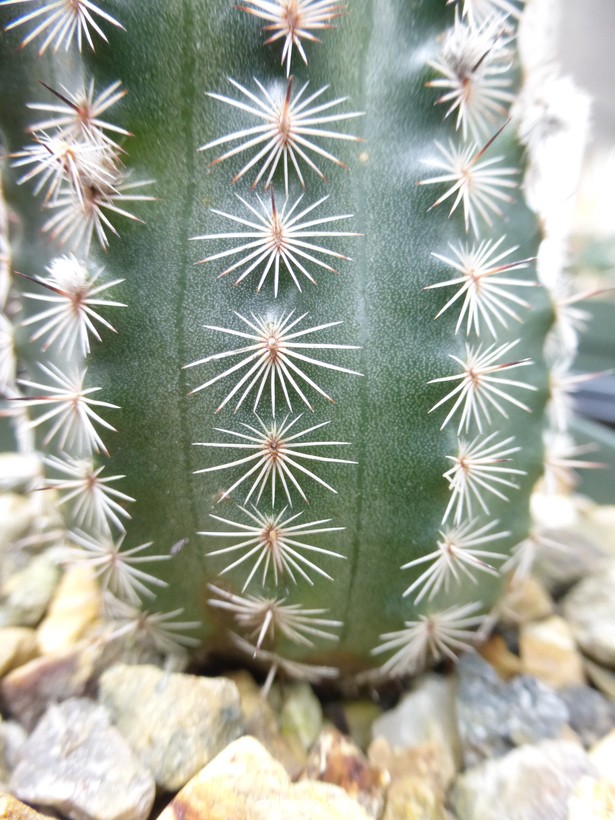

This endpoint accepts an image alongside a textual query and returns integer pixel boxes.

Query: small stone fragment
[156,735,370,820]
[499,575,554,625]
[0,791,53,819]
[567,776,615,820]
[98,663,243,792]
[10,698,155,820]
[368,736,452,795]
[341,699,383,751]
[368,737,450,820]
[0,553,60,629]
[589,728,615,786]
[278,681,323,752]
[562,561,615,667]
[519,616,585,689]
[226,670,305,777]
[0,628,38,677]
[456,654,570,766]
[558,687,615,748]
[382,776,449,820]
[371,674,461,779]
[37,565,100,654]
[304,726,389,818]
[0,718,27,789]
[449,739,596,820]
[0,642,99,730]
[584,658,615,701]
[478,633,522,681]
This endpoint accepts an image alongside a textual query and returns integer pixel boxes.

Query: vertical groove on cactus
[0,0,595,683]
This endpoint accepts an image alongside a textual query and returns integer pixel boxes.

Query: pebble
[278,681,323,752]
[456,654,570,766]
[0,792,53,819]
[478,633,522,681]
[368,737,450,820]
[381,777,449,820]
[227,670,306,777]
[0,642,99,730]
[98,663,243,792]
[519,616,585,689]
[499,575,554,625]
[37,565,100,654]
[562,560,615,667]
[156,735,370,820]
[589,728,615,785]
[371,673,461,778]
[584,657,615,700]
[10,698,155,820]
[340,699,383,751]
[0,627,38,677]
[567,776,615,820]
[0,718,27,788]
[0,553,60,629]
[449,739,597,820]
[558,686,615,748]
[304,726,389,818]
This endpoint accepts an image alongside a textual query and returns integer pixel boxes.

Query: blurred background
[559,0,615,433]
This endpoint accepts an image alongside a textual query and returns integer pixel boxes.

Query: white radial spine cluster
[0,5,195,653]
[196,1,362,686]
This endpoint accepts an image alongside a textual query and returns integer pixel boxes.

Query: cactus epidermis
[0,0,586,683]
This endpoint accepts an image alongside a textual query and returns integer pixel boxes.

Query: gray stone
[0,643,99,730]
[450,740,597,820]
[10,697,155,820]
[559,686,615,747]
[456,654,569,766]
[371,673,462,776]
[0,716,27,788]
[562,560,615,667]
[98,663,243,792]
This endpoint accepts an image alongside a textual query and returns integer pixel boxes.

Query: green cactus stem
[0,0,592,683]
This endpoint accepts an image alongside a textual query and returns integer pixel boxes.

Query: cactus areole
[1,0,577,683]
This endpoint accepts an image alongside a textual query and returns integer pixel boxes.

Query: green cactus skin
[0,0,578,682]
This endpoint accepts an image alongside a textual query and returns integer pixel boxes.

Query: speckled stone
[456,653,570,766]
[519,616,585,689]
[562,561,615,668]
[98,663,243,792]
[10,698,155,820]
[0,642,99,730]
[368,737,450,820]
[449,740,597,820]
[371,674,461,779]
[156,736,370,820]
[0,792,54,819]
[559,686,615,748]
[304,726,389,818]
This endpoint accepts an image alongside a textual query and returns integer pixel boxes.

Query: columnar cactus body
[0,0,585,681]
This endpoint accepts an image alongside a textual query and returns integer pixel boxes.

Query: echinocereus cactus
[0,0,592,685]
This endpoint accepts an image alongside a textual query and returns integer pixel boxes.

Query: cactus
[0,0,592,684]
